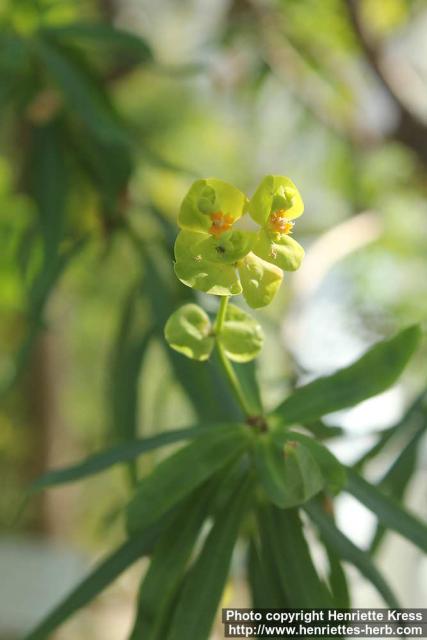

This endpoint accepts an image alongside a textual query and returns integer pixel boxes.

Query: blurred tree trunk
[26,332,74,536]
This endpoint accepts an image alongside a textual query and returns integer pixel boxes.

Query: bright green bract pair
[164,302,263,362]
[174,175,305,309]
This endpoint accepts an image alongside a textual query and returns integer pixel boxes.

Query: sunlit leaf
[305,500,399,607]
[324,543,351,607]
[23,525,162,640]
[270,325,422,426]
[126,424,250,535]
[167,474,253,640]
[130,487,210,640]
[370,425,425,553]
[30,425,215,491]
[346,469,427,554]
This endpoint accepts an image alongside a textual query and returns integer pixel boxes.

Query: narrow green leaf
[29,121,67,259]
[324,544,351,608]
[30,425,214,492]
[1,238,88,396]
[23,527,160,640]
[370,425,425,553]
[130,487,210,640]
[258,506,333,607]
[270,326,422,426]
[346,469,427,553]
[247,537,283,608]
[67,130,132,214]
[257,515,292,606]
[304,420,344,440]
[305,500,399,607]
[233,361,264,416]
[0,31,30,108]
[354,389,427,470]
[126,425,249,535]
[43,23,152,61]
[167,475,253,640]
[34,36,128,144]
[109,286,153,442]
[254,434,324,508]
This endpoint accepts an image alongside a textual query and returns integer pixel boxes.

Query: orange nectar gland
[269,210,294,235]
[208,211,234,237]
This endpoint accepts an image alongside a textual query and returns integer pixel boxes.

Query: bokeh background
[1,0,426,638]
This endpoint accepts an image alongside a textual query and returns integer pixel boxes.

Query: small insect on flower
[173,175,305,308]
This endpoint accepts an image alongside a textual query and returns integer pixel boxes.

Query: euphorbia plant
[25,177,426,640]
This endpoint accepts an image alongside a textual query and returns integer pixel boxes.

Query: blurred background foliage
[0,0,426,637]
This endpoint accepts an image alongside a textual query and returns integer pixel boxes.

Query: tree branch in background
[345,0,427,168]
[247,0,369,144]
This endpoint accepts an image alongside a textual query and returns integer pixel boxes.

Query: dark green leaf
[126,425,250,535]
[167,475,253,640]
[33,36,128,144]
[234,361,264,416]
[274,431,347,495]
[370,424,425,553]
[23,527,160,640]
[258,505,333,607]
[354,389,427,470]
[43,23,152,62]
[304,419,344,440]
[130,487,210,640]
[270,326,422,426]
[0,31,30,108]
[30,425,214,492]
[346,469,427,554]
[29,121,67,259]
[254,433,324,508]
[247,537,283,608]
[67,130,132,214]
[305,500,399,607]
[324,544,351,608]
[1,238,87,396]
[109,286,153,442]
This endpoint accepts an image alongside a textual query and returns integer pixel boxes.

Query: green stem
[215,296,252,417]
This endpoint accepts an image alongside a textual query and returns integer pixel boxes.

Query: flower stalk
[214,296,253,417]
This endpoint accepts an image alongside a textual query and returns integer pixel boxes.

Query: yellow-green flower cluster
[174,175,304,308]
